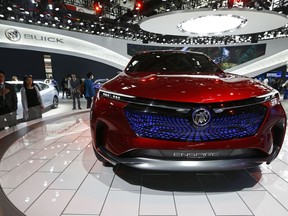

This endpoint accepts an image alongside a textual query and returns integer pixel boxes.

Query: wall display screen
[127,44,266,70]
[266,71,282,78]
[254,65,287,82]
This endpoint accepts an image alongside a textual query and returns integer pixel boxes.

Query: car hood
[102,72,273,103]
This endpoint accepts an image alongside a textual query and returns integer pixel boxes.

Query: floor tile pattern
[1,112,288,216]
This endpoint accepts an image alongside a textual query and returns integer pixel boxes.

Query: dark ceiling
[0,0,288,44]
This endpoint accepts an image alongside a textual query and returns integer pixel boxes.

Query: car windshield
[125,52,222,73]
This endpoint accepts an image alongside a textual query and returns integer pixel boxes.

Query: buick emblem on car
[192,108,211,126]
[5,28,21,41]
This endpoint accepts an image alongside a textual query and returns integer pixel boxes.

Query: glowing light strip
[156,74,224,79]
[100,90,135,99]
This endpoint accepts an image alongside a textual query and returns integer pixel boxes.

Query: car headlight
[256,89,280,107]
[99,90,135,102]
[269,97,280,107]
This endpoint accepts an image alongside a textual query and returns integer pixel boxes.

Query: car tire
[51,96,59,109]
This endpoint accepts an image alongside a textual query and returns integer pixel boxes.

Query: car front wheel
[51,96,59,109]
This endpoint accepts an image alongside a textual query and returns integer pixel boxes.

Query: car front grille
[124,103,267,142]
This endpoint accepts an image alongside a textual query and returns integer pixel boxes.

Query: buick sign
[192,107,211,126]
[5,28,21,41]
[4,28,64,43]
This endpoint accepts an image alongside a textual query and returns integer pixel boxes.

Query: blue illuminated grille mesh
[124,105,267,142]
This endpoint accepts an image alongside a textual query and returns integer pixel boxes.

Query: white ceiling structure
[140,8,288,36]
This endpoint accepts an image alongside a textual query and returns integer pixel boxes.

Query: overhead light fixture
[48,4,53,10]
[178,14,247,36]
[93,2,103,14]
[135,1,143,11]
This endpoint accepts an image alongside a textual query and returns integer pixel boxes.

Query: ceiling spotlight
[93,2,103,14]
[135,1,143,10]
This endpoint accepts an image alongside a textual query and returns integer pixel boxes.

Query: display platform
[1,100,288,216]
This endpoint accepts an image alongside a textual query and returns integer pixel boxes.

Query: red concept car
[90,50,287,171]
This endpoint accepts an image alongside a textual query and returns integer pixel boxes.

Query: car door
[35,82,51,108]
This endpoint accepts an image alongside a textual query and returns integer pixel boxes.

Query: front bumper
[95,145,281,171]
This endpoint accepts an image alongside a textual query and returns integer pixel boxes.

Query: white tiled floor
[1,101,288,216]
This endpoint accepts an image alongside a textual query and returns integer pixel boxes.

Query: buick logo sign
[192,108,211,126]
[5,28,21,41]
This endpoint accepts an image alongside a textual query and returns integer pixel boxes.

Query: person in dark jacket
[84,72,95,109]
[70,73,82,110]
[0,70,18,130]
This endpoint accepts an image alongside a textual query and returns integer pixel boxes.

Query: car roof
[94,78,108,83]
[135,50,205,56]
[6,80,47,84]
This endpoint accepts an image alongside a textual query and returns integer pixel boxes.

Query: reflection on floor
[1,108,288,215]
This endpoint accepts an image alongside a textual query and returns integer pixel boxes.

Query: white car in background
[6,80,59,120]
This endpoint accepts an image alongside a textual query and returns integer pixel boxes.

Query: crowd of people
[0,70,96,131]
[60,72,95,109]
[259,77,288,98]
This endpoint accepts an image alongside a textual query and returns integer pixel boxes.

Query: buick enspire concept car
[90,50,286,171]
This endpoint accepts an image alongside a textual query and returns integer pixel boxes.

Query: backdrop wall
[0,20,288,79]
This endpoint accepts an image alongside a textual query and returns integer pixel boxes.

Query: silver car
[6,80,59,119]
